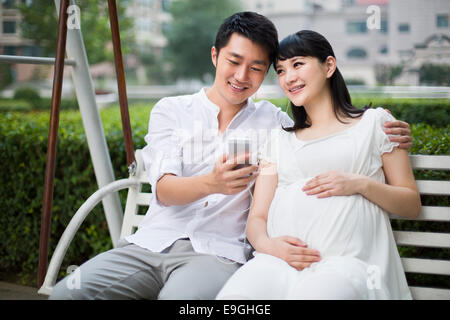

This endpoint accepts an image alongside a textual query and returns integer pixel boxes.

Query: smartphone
[228,138,252,170]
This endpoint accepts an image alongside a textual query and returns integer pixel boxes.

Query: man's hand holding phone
[209,145,259,195]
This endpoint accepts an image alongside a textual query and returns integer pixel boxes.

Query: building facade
[0,0,41,82]
[125,0,171,56]
[244,0,450,85]
[1,0,448,86]
[387,0,450,84]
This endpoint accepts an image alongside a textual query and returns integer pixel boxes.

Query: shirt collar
[199,87,256,116]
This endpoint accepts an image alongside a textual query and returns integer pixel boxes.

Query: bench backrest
[120,150,450,300]
[390,155,450,300]
[120,150,149,238]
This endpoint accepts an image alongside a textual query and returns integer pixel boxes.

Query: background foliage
[163,0,242,81]
[18,0,135,65]
[419,64,450,86]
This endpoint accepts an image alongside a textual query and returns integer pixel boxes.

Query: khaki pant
[50,239,241,300]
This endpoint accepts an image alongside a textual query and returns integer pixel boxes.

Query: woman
[216,30,421,300]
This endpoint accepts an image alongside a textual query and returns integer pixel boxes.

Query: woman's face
[275,56,332,107]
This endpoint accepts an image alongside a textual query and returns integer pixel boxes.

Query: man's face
[210,33,270,109]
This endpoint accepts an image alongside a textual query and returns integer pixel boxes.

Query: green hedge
[353,98,450,128]
[0,99,33,112]
[3,96,450,127]
[0,101,449,287]
[268,97,450,128]
[0,98,79,112]
[0,104,149,285]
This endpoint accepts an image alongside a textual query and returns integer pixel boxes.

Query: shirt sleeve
[141,98,183,200]
[257,128,280,164]
[276,108,294,128]
[373,107,400,156]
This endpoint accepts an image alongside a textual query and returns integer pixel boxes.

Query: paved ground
[0,281,47,300]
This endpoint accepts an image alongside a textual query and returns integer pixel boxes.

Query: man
[50,11,412,300]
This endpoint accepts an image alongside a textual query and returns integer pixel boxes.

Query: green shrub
[13,87,40,101]
[0,97,79,112]
[345,78,366,85]
[39,97,79,111]
[419,63,450,86]
[268,97,450,128]
[411,123,450,155]
[0,64,13,91]
[0,99,32,112]
[353,98,450,128]
[0,104,150,286]
[13,87,41,109]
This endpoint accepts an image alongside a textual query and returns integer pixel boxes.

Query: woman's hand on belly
[302,171,367,199]
[264,236,321,271]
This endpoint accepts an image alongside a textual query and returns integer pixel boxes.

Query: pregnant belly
[267,179,373,258]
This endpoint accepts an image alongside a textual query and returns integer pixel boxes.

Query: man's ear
[325,56,337,79]
[211,46,218,68]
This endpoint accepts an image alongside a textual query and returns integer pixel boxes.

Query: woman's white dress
[217,108,412,300]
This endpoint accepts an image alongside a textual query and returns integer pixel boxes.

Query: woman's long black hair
[275,30,367,132]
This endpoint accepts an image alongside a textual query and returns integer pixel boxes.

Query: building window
[346,21,367,34]
[161,0,170,12]
[22,45,42,56]
[3,46,17,55]
[139,0,153,6]
[2,21,17,34]
[398,23,410,33]
[379,46,388,54]
[343,0,355,7]
[21,0,33,7]
[347,48,367,59]
[161,21,171,34]
[437,14,449,28]
[136,18,153,32]
[2,0,15,9]
[380,20,388,33]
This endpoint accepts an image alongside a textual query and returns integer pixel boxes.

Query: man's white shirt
[126,88,293,263]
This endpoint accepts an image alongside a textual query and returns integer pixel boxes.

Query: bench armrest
[38,178,140,296]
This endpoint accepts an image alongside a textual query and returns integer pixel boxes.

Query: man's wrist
[202,172,217,196]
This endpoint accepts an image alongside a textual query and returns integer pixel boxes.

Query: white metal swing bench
[37,152,450,299]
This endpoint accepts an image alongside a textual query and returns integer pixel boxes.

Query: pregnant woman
[216,30,421,300]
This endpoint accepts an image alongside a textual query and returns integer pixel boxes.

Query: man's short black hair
[214,12,279,66]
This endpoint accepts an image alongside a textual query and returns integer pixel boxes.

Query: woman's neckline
[292,111,368,144]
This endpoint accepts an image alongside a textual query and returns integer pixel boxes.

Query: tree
[375,64,403,85]
[163,0,242,81]
[139,50,173,85]
[0,64,13,91]
[18,0,135,65]
[419,63,450,86]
